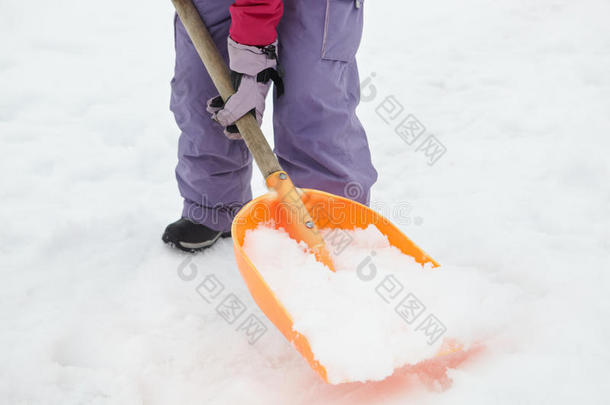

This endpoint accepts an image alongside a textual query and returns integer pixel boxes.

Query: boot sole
[164,231,232,253]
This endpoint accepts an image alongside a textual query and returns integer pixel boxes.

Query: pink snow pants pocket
[321,0,364,62]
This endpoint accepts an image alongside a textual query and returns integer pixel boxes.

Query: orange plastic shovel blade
[231,188,444,383]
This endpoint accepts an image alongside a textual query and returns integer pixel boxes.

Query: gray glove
[207,37,284,139]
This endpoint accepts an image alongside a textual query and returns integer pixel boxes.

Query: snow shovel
[171,0,452,383]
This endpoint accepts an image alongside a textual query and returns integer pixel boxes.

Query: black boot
[162,218,231,252]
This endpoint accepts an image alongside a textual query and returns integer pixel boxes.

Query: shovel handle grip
[171,0,282,178]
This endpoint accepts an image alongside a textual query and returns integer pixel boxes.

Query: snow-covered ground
[1,0,609,403]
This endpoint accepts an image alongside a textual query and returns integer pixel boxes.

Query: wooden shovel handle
[171,0,282,178]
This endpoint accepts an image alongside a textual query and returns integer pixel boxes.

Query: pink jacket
[229,0,283,46]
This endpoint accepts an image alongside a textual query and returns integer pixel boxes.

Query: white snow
[243,224,441,384]
[1,0,609,404]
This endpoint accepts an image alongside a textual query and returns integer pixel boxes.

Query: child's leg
[273,0,377,205]
[170,0,252,232]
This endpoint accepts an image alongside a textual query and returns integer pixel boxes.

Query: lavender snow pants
[170,0,377,232]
